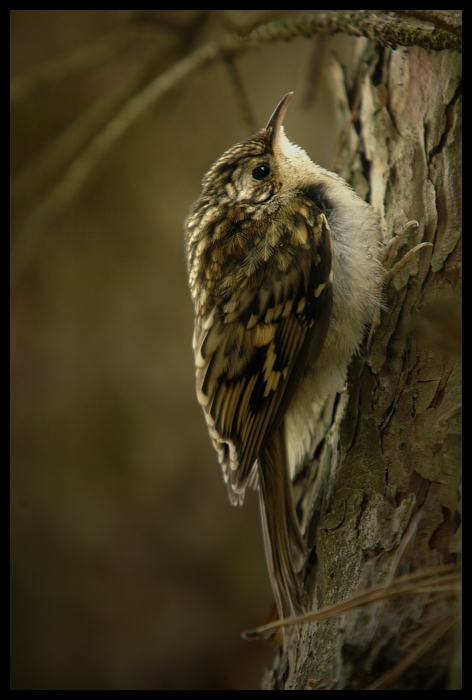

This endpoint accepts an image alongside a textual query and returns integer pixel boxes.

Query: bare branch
[10,39,220,289]
[246,11,461,52]
[391,10,462,36]
[11,48,162,206]
[11,10,461,288]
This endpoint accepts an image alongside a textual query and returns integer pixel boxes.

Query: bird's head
[201,93,317,208]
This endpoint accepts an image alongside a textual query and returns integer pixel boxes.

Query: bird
[185,92,382,618]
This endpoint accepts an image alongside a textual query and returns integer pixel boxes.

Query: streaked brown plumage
[185,93,382,617]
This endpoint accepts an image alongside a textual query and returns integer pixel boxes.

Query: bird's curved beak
[266,92,293,151]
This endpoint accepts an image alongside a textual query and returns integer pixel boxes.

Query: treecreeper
[185,93,382,618]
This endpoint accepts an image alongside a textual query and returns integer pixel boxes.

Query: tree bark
[262,45,461,691]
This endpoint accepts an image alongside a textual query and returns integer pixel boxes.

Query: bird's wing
[193,208,333,504]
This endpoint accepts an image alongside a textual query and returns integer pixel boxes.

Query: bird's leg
[366,220,433,348]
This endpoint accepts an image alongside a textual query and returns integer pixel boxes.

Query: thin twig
[387,511,422,583]
[302,35,328,109]
[223,10,286,35]
[11,39,220,289]
[10,26,136,103]
[242,564,461,638]
[398,594,460,650]
[365,612,461,690]
[224,58,256,131]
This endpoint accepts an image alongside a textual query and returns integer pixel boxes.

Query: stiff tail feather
[258,424,308,618]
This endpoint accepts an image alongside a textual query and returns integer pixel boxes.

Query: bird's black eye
[252,164,271,181]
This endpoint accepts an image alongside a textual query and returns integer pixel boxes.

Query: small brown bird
[185,93,382,617]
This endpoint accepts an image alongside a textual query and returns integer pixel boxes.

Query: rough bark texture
[262,46,461,691]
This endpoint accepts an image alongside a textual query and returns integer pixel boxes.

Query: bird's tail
[258,423,308,618]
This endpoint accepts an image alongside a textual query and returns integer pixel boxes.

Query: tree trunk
[262,45,461,691]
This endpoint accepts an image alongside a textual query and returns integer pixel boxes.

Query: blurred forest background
[11,10,406,690]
